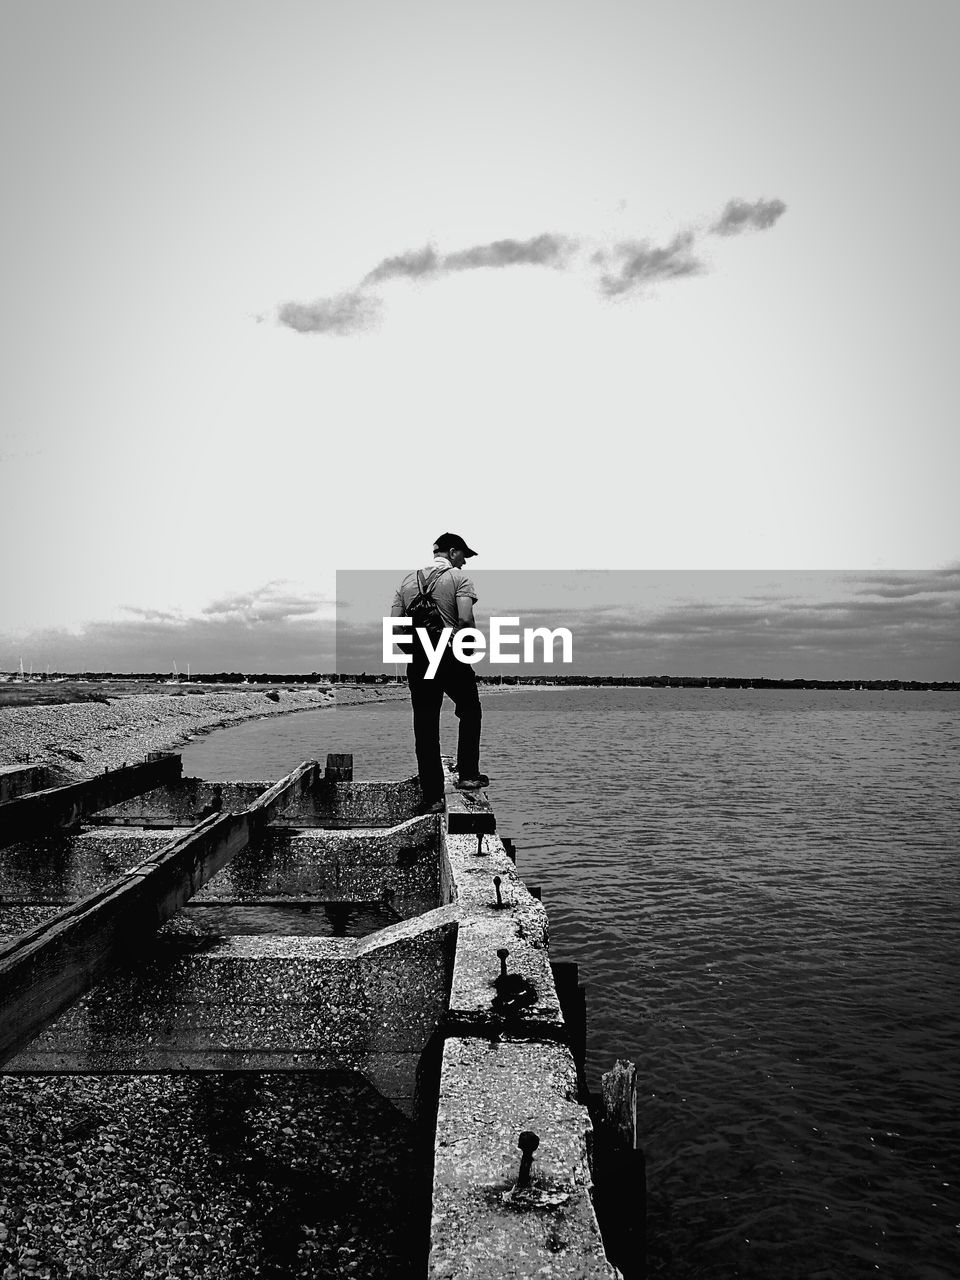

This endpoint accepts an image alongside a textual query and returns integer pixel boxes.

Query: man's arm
[457,596,476,629]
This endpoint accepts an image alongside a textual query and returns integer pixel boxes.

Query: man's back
[393,559,478,631]
[392,534,486,809]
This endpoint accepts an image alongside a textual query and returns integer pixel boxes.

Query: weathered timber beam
[601,1058,638,1151]
[245,760,318,826]
[0,755,183,848]
[0,808,251,1067]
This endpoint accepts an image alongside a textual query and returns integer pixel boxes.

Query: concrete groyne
[0,754,638,1277]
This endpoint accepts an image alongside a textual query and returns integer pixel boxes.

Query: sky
[1,1,958,676]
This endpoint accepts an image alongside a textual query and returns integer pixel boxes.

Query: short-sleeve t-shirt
[392,558,478,630]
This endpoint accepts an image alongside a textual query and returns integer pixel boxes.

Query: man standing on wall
[391,533,488,814]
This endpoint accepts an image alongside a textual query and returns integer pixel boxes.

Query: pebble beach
[0,686,338,779]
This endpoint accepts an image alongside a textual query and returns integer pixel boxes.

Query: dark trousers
[408,643,482,805]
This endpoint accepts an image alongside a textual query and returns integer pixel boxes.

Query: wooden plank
[246,760,318,825]
[0,755,183,848]
[324,753,353,781]
[0,809,251,1067]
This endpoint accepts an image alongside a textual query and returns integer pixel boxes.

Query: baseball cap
[433,532,478,558]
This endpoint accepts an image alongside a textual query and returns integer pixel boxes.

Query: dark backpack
[407,566,450,639]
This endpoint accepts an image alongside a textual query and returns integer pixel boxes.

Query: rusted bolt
[497,947,510,980]
[476,833,485,856]
[493,875,503,908]
[517,1130,540,1188]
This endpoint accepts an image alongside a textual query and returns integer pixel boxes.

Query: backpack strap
[416,566,450,598]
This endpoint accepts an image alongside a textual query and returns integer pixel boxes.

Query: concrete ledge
[96,779,269,825]
[0,829,184,903]
[7,906,459,1115]
[429,1038,616,1279]
[0,765,60,805]
[194,816,441,906]
[286,778,423,828]
[442,829,563,1038]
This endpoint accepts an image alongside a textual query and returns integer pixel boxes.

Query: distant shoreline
[2,674,956,699]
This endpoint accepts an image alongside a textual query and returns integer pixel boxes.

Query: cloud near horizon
[6,570,957,679]
[278,196,787,334]
[2,582,336,674]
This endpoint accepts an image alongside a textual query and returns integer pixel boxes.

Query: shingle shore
[0,686,413,780]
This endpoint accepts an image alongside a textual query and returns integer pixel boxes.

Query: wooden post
[595,1058,646,1278]
[601,1058,637,1151]
[324,753,353,781]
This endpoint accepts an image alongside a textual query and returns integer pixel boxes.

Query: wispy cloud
[362,245,441,285]
[201,581,328,625]
[850,568,960,600]
[710,197,787,236]
[597,230,704,297]
[278,196,787,333]
[276,291,381,336]
[444,233,572,273]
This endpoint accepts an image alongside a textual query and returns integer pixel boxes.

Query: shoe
[421,799,445,814]
[456,774,490,791]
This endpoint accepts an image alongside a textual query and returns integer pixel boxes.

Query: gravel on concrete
[0,1072,433,1280]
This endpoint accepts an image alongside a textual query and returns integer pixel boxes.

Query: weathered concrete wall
[97,780,268,824]
[0,829,180,905]
[283,777,423,828]
[431,1038,615,1279]
[7,906,457,1116]
[90,773,424,830]
[0,764,59,804]
[0,756,183,846]
[1,754,620,1275]
[431,766,617,1278]
[192,816,440,916]
[0,816,441,939]
[441,827,563,1039]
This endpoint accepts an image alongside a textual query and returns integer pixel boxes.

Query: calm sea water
[180,687,960,1280]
